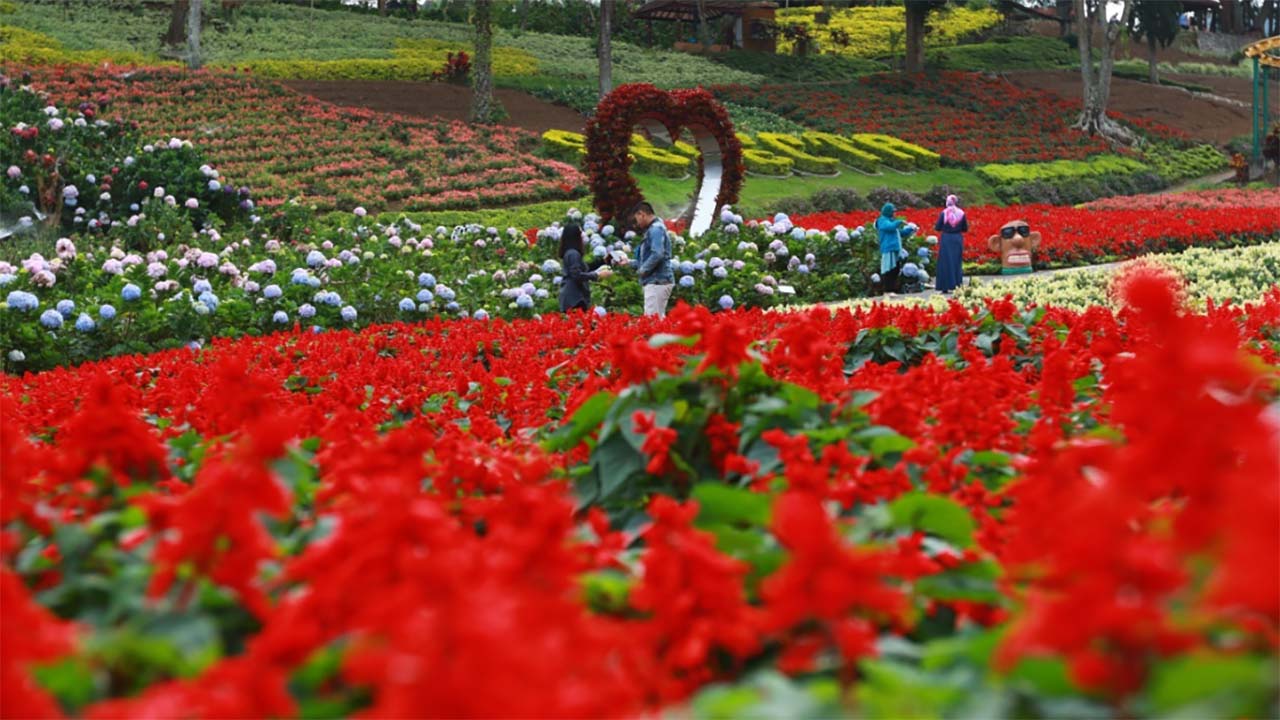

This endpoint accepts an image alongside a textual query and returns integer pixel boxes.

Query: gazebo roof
[632,0,777,22]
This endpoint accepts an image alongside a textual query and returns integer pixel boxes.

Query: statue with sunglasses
[987,220,1040,275]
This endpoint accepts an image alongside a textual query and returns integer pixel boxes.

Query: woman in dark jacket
[934,194,969,293]
[558,223,610,312]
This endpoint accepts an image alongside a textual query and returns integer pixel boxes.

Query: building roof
[632,0,777,22]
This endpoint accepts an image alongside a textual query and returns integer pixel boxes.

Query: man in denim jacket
[630,202,674,317]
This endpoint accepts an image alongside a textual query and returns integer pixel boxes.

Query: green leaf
[1008,657,1076,697]
[1149,653,1276,715]
[545,390,616,452]
[648,333,698,348]
[584,433,644,507]
[887,493,976,548]
[33,657,96,711]
[580,570,633,613]
[914,560,1002,603]
[692,483,771,527]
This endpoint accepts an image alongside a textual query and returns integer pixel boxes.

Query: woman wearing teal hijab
[874,203,914,292]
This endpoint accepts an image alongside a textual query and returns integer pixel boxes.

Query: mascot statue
[987,220,1041,275]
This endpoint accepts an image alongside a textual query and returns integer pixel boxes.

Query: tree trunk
[599,0,613,100]
[1074,0,1137,145]
[186,0,203,70]
[470,0,494,124]
[164,0,189,48]
[905,2,927,74]
[696,0,712,50]
[1057,0,1072,37]
[1147,34,1158,84]
[377,0,386,16]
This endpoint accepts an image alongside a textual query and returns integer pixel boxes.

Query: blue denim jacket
[633,219,674,286]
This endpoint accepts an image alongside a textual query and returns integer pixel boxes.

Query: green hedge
[927,36,1079,71]
[976,155,1151,186]
[1142,143,1229,183]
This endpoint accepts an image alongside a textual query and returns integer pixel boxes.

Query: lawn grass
[635,167,999,219]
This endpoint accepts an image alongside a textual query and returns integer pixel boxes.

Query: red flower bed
[715,72,1187,165]
[3,282,1279,716]
[13,65,584,213]
[1081,187,1280,211]
[790,202,1280,268]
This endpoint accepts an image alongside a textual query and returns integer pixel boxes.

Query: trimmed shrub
[801,132,881,173]
[850,134,940,171]
[757,132,839,175]
[742,148,794,176]
[542,129,587,162]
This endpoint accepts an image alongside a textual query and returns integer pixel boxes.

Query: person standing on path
[874,202,913,293]
[557,223,610,313]
[631,202,674,317]
[934,194,968,294]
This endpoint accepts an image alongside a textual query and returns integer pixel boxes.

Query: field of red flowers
[790,201,1280,269]
[4,271,1278,718]
[715,73,1186,165]
[1081,187,1280,211]
[12,65,583,213]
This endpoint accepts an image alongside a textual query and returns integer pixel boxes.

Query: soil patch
[282,80,586,135]
[1004,70,1254,145]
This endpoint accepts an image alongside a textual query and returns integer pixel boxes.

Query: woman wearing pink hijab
[933,195,968,293]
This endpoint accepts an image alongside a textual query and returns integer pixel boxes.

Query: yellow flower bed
[776,6,1000,58]
[0,25,161,66]
[541,129,941,178]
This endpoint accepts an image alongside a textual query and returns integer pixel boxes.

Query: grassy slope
[637,167,998,219]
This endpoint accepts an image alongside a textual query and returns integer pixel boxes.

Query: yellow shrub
[736,132,757,148]
[850,134,941,171]
[758,132,839,175]
[631,146,691,177]
[743,148,794,176]
[0,25,161,66]
[226,39,538,81]
[542,129,587,162]
[776,6,1000,58]
[393,38,539,78]
[802,132,881,173]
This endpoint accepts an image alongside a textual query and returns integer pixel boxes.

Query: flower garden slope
[2,283,1278,717]
[19,66,584,213]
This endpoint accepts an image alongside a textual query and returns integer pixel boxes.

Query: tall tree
[904,0,945,74]
[1074,0,1136,144]
[1129,0,1181,85]
[696,0,713,50]
[1056,0,1072,36]
[599,0,614,99]
[470,0,495,123]
[163,0,189,48]
[186,0,203,69]
[377,0,387,16]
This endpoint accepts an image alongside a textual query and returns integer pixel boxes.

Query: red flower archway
[584,84,744,236]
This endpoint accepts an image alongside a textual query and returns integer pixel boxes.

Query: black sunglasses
[1000,225,1031,239]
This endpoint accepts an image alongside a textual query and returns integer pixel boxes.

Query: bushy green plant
[709,50,887,83]
[928,36,1079,71]
[1142,143,1229,184]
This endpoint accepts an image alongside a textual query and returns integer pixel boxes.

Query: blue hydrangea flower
[290,269,310,285]
[39,309,63,328]
[418,272,437,288]
[6,291,39,312]
[679,261,695,275]
[194,279,212,294]
[473,309,490,320]
[790,227,806,240]
[56,299,75,317]
[272,310,289,324]
[713,267,728,279]
[75,313,95,332]
[679,275,695,288]
[0,273,16,286]
[198,291,219,309]
[306,250,326,267]
[99,304,116,320]
[340,305,357,322]
[594,306,607,317]
[718,295,734,310]
[540,259,561,274]
[298,304,316,318]
[535,288,549,299]
[515,294,534,309]
[398,297,415,312]
[436,285,456,302]
[306,276,321,289]
[445,301,460,313]
[797,264,810,274]
[902,263,920,278]
[918,246,931,257]
[121,284,141,301]
[263,284,282,299]
[416,289,434,303]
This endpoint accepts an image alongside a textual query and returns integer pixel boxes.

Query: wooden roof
[632,0,777,22]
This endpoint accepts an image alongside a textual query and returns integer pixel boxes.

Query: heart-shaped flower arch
[585,84,744,237]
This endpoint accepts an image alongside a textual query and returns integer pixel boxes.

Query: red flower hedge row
[3,281,1278,717]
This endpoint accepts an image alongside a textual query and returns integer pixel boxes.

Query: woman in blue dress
[934,194,968,294]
